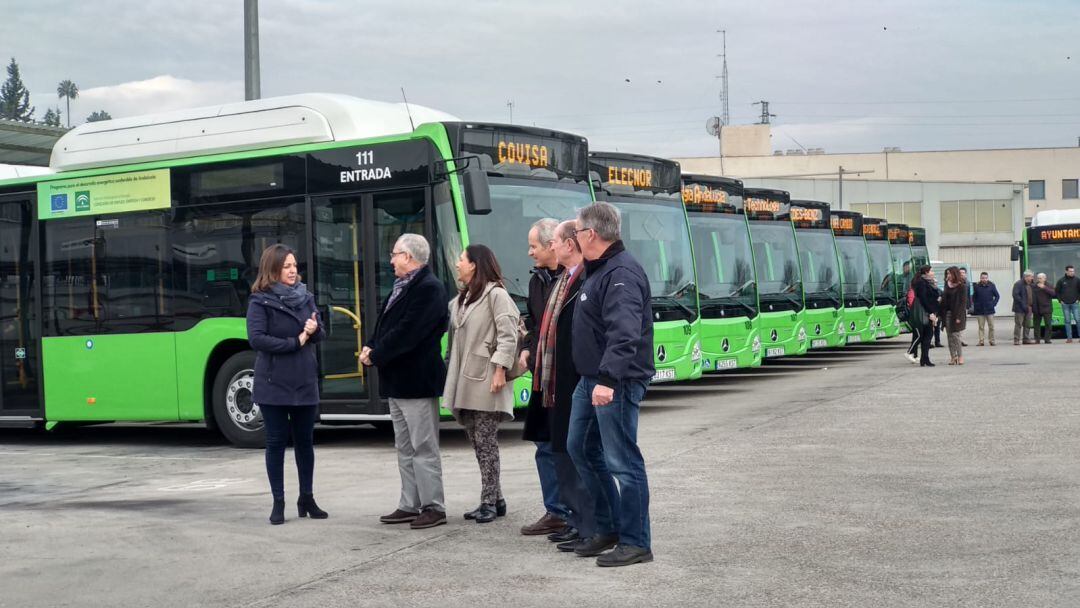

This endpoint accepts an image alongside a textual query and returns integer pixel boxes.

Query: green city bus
[862,217,901,338]
[909,227,930,269]
[588,153,702,383]
[1023,210,1080,328]
[681,175,762,371]
[887,223,914,335]
[830,211,878,344]
[745,188,808,358]
[788,200,845,349]
[0,94,597,446]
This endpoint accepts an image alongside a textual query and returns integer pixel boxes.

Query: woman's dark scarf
[270,281,310,310]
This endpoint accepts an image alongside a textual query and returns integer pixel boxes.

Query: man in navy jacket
[568,202,655,567]
[361,233,449,530]
[971,271,1000,346]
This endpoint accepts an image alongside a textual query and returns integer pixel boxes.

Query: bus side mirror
[1009,245,1020,262]
[462,166,491,215]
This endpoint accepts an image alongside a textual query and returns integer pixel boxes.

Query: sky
[5,0,1080,158]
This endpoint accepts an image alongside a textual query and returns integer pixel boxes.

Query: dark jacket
[367,265,450,399]
[971,281,1000,316]
[522,268,583,452]
[912,276,940,326]
[573,241,654,387]
[1012,279,1033,314]
[1032,283,1056,315]
[523,266,563,371]
[1055,274,1080,305]
[941,282,968,332]
[247,289,325,406]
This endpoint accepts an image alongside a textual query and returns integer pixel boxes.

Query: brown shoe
[1068,339,1074,344]
[520,512,566,535]
[379,509,419,524]
[409,509,447,529]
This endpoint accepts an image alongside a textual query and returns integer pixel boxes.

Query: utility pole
[838,165,844,210]
[753,100,775,125]
[244,0,261,100]
[506,99,514,124]
[717,29,730,127]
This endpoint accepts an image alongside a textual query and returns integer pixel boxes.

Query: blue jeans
[534,441,569,519]
[261,404,317,501]
[1063,302,1080,339]
[568,377,652,550]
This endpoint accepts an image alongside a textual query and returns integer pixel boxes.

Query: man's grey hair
[395,233,430,265]
[1023,269,1035,277]
[531,218,559,245]
[577,202,621,241]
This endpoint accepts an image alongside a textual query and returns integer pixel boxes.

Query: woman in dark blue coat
[247,244,327,525]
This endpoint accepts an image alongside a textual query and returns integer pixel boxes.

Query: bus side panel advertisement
[37,169,171,220]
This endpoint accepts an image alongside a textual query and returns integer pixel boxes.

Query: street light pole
[244,0,261,100]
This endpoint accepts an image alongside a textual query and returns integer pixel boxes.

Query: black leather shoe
[474,503,497,523]
[465,498,506,520]
[557,538,583,552]
[573,534,619,557]
[548,526,579,543]
[596,544,654,567]
[297,494,328,519]
[269,499,285,525]
[920,361,935,367]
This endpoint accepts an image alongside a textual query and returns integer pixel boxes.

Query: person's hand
[518,350,530,373]
[360,346,372,366]
[592,384,614,407]
[304,312,318,335]
[490,366,506,393]
[298,331,309,347]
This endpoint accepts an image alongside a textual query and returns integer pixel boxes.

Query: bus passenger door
[0,194,41,422]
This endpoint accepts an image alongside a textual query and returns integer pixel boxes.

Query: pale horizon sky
[6,0,1080,158]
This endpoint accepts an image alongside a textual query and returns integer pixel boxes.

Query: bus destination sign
[887,225,910,244]
[744,189,791,221]
[831,212,863,236]
[590,153,681,195]
[681,176,743,214]
[784,201,830,229]
[1028,224,1080,245]
[862,220,886,240]
[454,124,589,180]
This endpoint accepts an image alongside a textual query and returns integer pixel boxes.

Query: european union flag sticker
[51,193,68,213]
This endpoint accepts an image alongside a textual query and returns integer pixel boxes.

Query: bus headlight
[691,340,702,362]
[752,336,761,353]
[797,327,807,342]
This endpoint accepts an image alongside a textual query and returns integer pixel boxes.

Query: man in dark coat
[1054,265,1080,342]
[519,218,570,536]
[523,220,597,552]
[361,233,449,530]
[971,272,1000,346]
[1012,270,1035,345]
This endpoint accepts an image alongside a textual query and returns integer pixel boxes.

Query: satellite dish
[706,116,722,137]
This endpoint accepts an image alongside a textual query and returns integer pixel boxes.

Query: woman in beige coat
[444,244,520,524]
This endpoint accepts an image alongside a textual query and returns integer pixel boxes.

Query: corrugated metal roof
[0,118,68,166]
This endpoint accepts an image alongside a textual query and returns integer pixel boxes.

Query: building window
[939,199,1013,234]
[1063,179,1078,199]
[1029,180,1045,200]
[849,202,923,227]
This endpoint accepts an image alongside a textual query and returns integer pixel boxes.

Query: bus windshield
[749,221,802,311]
[465,177,592,310]
[609,196,698,322]
[1028,243,1079,284]
[890,245,913,299]
[796,229,841,306]
[866,241,895,303]
[835,236,874,306]
[688,212,757,319]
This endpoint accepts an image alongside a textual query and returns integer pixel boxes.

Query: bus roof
[1031,209,1080,227]
[50,93,459,172]
[682,173,743,189]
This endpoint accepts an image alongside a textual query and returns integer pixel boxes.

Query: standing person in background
[941,266,969,365]
[1012,270,1035,345]
[247,244,327,525]
[1032,273,1057,345]
[519,218,570,537]
[362,234,450,530]
[971,272,1000,346]
[444,245,520,524]
[958,267,972,346]
[1054,265,1080,343]
[910,265,940,367]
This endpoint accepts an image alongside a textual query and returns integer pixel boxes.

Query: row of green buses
[0,94,919,446]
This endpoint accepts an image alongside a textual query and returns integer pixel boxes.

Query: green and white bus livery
[745,188,808,358]
[787,200,845,349]
[830,211,878,344]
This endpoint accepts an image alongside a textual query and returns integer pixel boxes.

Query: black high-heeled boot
[474,503,497,523]
[297,494,328,519]
[270,499,285,525]
[465,498,506,520]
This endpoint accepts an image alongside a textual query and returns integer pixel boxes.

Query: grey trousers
[389,397,445,513]
[1013,312,1033,343]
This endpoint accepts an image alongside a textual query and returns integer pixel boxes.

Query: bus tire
[211,351,265,449]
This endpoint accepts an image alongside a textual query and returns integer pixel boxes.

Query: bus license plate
[715,359,737,370]
[651,368,676,382]
[848,335,862,343]
[811,339,827,349]
[876,330,886,339]
[765,347,785,358]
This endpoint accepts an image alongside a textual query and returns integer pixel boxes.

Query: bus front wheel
[212,351,265,449]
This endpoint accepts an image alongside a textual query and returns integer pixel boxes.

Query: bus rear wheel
[212,351,265,448]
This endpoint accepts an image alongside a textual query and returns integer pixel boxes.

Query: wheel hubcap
[225,369,262,432]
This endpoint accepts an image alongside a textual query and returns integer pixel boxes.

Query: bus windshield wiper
[652,294,697,319]
[727,279,755,297]
[808,284,842,307]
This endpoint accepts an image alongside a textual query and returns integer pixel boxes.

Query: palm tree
[57,79,78,128]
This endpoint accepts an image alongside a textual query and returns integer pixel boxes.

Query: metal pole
[244,0,261,100]
[838,165,843,210]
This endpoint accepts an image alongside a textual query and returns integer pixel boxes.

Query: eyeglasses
[390,250,407,260]
[571,227,595,238]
